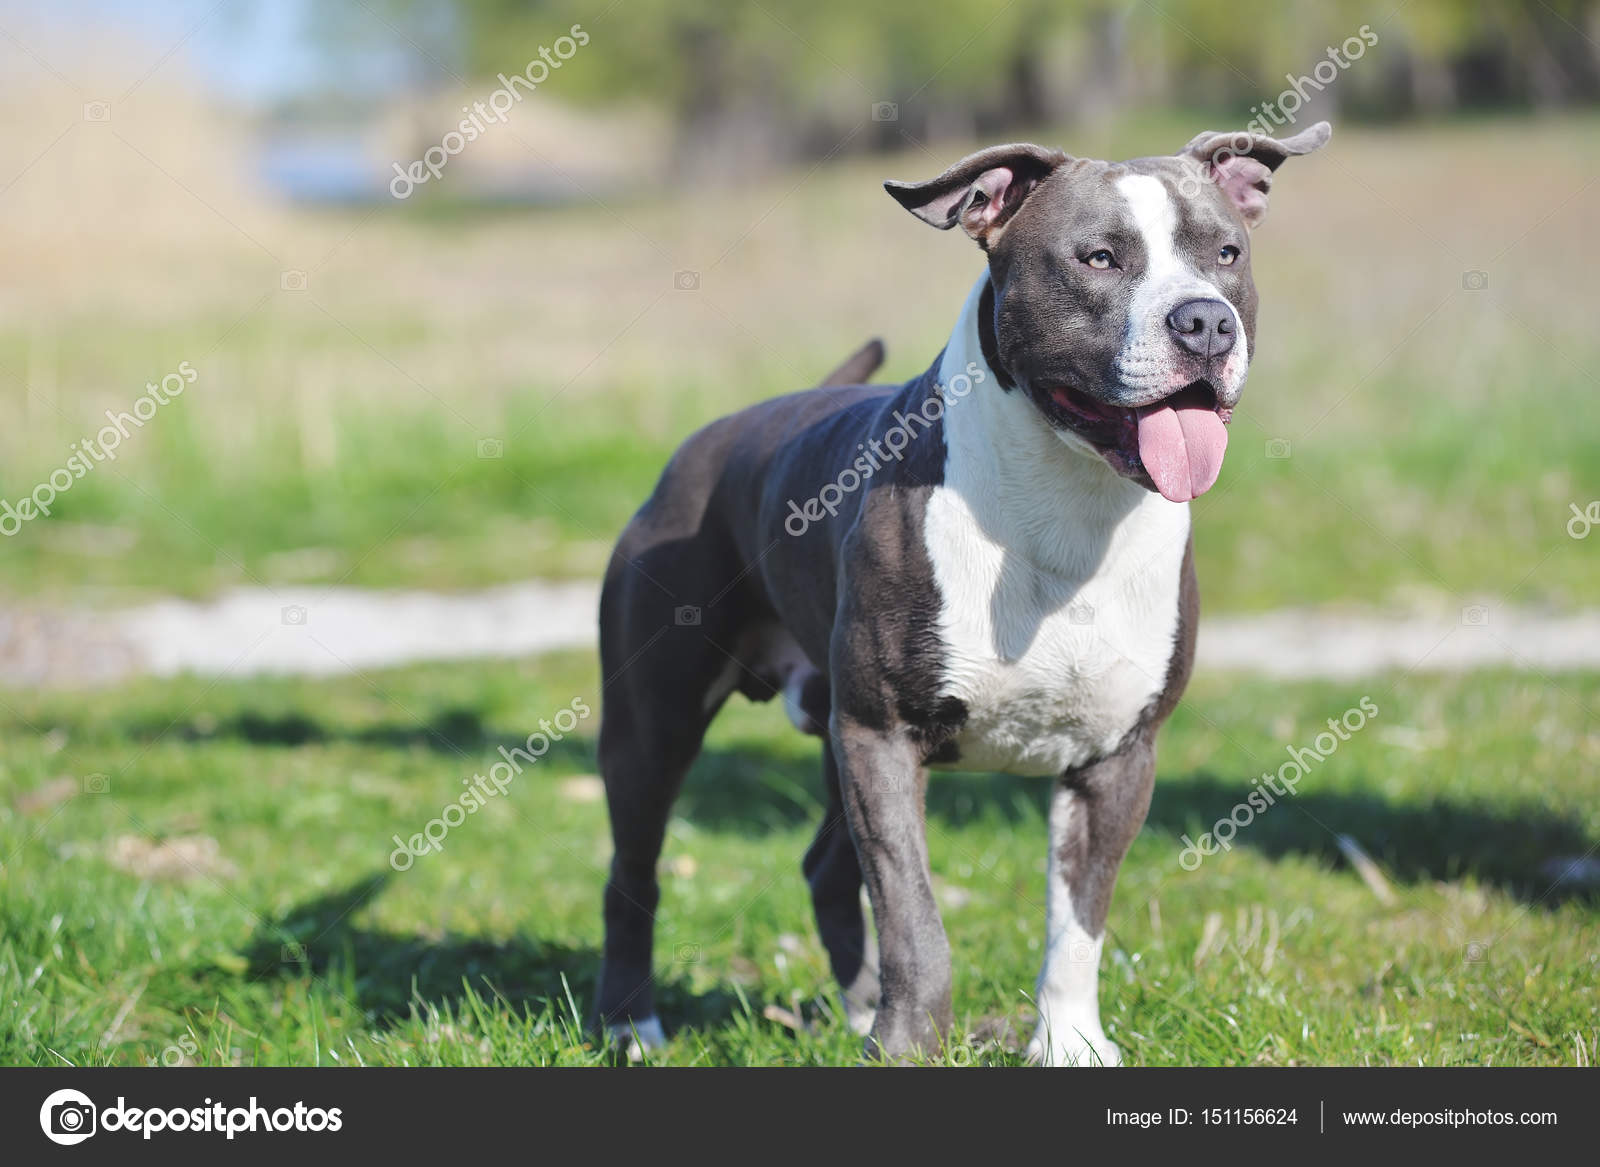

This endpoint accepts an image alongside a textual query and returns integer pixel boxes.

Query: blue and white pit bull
[595,122,1330,1064]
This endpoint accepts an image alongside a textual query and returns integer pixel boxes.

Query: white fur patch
[925,277,1189,778]
[1026,791,1120,1066]
[609,1015,666,1061]
[1114,174,1248,400]
[843,890,880,1035]
[782,673,817,734]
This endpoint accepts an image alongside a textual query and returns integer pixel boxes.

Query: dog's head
[885,123,1330,502]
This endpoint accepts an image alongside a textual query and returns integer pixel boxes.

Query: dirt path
[1197,607,1600,679]
[2,582,1595,687]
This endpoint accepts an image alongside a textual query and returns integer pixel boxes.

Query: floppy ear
[1180,121,1331,228]
[884,142,1068,246]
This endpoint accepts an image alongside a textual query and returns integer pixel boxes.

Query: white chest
[924,274,1190,777]
[923,484,1187,776]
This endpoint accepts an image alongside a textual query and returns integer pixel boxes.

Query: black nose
[1166,299,1236,360]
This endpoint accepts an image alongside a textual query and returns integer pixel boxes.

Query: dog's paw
[863,1007,951,1063]
[607,1015,666,1061]
[843,998,876,1037]
[1025,1023,1121,1067]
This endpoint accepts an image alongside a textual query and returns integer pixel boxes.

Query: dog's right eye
[1083,250,1117,270]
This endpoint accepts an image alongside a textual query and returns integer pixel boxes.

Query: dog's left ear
[1180,121,1331,228]
[885,143,1067,246]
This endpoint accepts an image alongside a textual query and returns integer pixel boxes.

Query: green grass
[2,656,1595,1067]
[6,344,1595,610]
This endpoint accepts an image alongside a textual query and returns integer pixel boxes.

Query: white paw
[844,999,876,1036]
[608,1015,666,1061]
[1026,1023,1121,1067]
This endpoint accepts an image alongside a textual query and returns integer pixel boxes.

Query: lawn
[2,656,1594,1067]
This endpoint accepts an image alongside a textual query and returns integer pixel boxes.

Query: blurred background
[0,0,1594,612]
[1,0,1597,1070]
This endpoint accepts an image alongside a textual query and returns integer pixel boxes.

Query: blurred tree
[302,0,1600,172]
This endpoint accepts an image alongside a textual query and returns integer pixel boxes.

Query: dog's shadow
[217,875,743,1052]
[674,745,1597,906]
[122,705,595,770]
[1145,770,1599,906]
[159,699,1597,907]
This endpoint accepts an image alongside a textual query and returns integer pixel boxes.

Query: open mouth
[1042,380,1232,503]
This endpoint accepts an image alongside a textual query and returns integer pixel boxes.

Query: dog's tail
[816,337,886,387]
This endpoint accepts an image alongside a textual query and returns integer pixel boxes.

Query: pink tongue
[1136,401,1229,503]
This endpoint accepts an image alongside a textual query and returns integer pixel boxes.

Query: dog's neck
[935,274,1188,579]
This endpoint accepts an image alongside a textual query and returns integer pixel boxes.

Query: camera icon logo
[674,943,702,963]
[40,1088,97,1145]
[280,269,308,291]
[1464,940,1488,963]
[871,101,899,122]
[82,773,110,795]
[1461,270,1488,291]
[476,437,504,459]
[1067,601,1095,626]
[1461,604,1489,627]
[281,604,308,626]
[674,605,701,627]
[82,101,111,123]
[673,270,700,291]
[282,942,308,963]
[1265,438,1292,459]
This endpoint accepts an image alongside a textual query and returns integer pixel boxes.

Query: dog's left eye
[1084,250,1116,270]
[1218,245,1241,266]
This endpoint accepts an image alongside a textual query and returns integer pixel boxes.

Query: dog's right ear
[884,143,1067,247]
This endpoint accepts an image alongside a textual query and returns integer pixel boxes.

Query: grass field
[2,656,1595,1067]
[2,104,1596,1068]
[1,112,1596,608]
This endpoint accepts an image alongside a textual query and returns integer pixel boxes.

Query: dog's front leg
[1028,735,1156,1066]
[832,716,951,1061]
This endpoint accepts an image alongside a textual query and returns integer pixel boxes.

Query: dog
[595,122,1330,1064]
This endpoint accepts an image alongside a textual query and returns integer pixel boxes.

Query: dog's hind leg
[803,735,881,1035]
[595,702,694,1057]
[594,563,734,1057]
